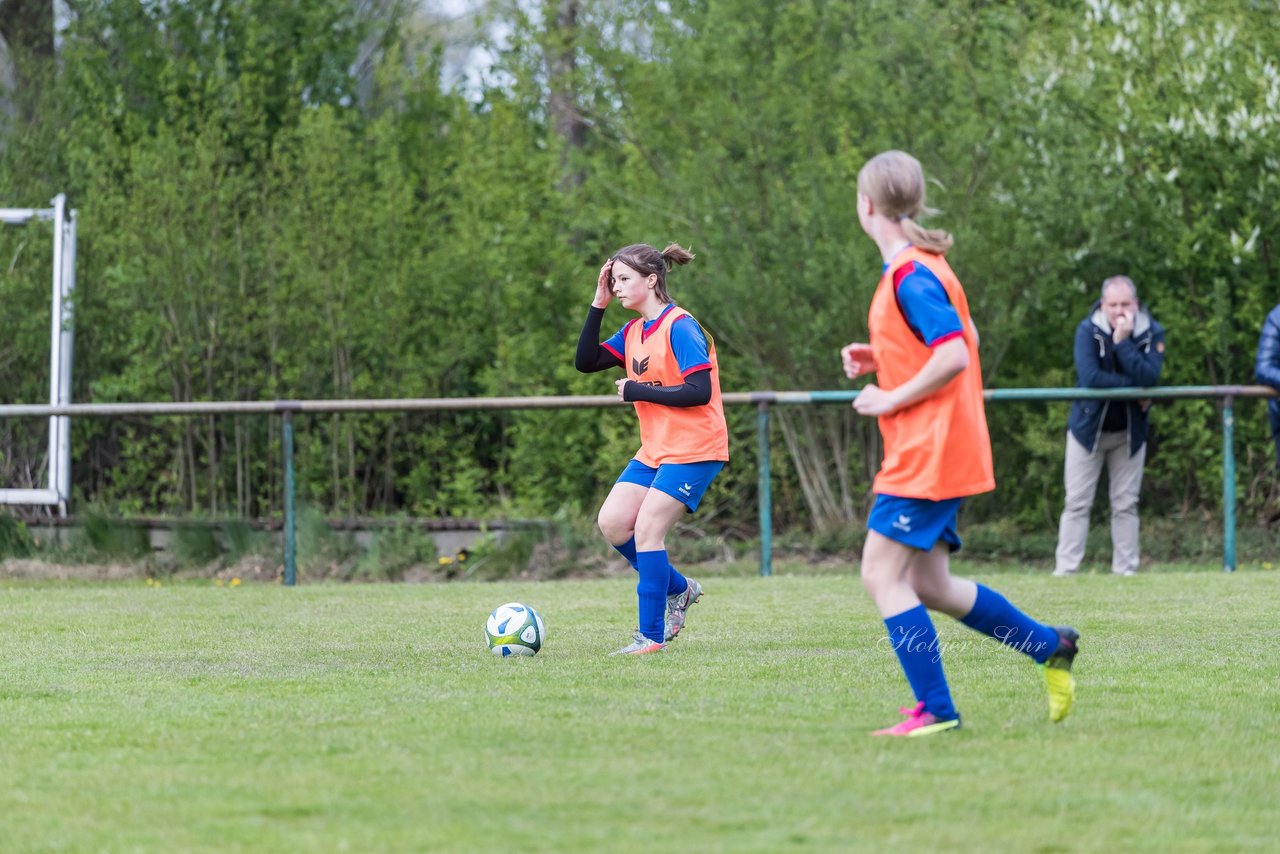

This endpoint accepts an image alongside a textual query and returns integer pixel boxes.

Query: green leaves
[0,0,1276,533]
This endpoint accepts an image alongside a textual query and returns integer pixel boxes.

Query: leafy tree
[996,0,1280,521]
[1,0,1277,549]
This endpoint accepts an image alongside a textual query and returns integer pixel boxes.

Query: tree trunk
[774,408,875,532]
[0,0,55,118]
[546,0,586,192]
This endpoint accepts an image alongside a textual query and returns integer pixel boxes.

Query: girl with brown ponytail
[575,242,728,655]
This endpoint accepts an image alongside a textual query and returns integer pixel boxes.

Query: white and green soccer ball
[485,602,545,657]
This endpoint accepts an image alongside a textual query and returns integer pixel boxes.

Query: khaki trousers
[1054,430,1146,575]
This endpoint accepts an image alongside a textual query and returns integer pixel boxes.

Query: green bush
[0,516,35,558]
[295,504,359,579]
[221,520,270,562]
[352,520,436,582]
[79,514,150,560]
[170,523,220,566]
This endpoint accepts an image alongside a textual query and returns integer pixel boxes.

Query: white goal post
[0,194,76,516]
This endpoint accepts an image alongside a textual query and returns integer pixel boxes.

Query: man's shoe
[609,629,666,656]
[664,578,703,641]
[1042,626,1080,722]
[871,702,962,737]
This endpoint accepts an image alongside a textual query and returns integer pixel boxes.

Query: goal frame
[0,193,77,515]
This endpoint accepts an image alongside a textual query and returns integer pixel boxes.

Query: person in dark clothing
[1054,276,1165,576]
[1254,304,1280,470]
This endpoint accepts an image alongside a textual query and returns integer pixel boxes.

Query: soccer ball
[485,602,545,657]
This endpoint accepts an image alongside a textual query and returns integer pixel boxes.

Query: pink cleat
[871,702,962,737]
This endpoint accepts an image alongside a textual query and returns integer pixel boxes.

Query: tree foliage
[0,0,1276,538]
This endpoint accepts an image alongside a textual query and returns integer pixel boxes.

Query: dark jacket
[1067,300,1165,455]
[1254,304,1280,447]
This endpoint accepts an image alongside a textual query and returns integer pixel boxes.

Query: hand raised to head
[593,260,614,309]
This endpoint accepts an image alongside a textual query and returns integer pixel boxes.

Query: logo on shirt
[892,514,912,533]
[632,355,651,375]
[678,482,692,496]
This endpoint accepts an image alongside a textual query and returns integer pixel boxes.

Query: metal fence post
[1222,396,1236,572]
[757,400,773,577]
[283,410,297,586]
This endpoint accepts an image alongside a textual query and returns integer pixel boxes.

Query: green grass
[1,568,1277,852]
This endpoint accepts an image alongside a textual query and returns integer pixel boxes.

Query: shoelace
[628,630,662,648]
[897,702,927,720]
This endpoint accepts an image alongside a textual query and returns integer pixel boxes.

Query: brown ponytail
[613,242,695,303]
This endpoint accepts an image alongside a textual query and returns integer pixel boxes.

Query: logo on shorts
[632,355,650,375]
[893,514,912,532]
[678,482,692,496]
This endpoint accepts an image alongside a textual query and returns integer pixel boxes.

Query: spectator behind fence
[1054,276,1165,577]
[1254,304,1280,471]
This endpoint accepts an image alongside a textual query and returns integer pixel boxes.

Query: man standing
[1255,304,1280,470]
[1054,276,1165,576]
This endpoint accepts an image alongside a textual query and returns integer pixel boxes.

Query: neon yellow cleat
[1042,626,1080,722]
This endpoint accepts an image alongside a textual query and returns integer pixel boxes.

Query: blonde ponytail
[858,150,954,255]
[901,217,953,254]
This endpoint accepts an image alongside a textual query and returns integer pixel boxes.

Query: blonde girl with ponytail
[842,151,1080,736]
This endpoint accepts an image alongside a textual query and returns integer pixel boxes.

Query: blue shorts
[867,494,963,552]
[616,459,724,512]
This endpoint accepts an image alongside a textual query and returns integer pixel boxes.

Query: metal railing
[0,384,1273,581]
[743,385,1275,576]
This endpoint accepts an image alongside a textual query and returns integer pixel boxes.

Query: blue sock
[884,605,957,720]
[959,583,1061,664]
[635,550,670,643]
[666,561,688,597]
[612,537,639,571]
[616,538,686,597]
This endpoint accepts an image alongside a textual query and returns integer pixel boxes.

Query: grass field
[2,567,1277,852]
